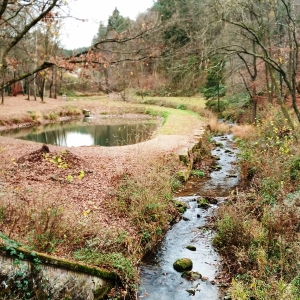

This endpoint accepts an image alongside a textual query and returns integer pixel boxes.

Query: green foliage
[213,213,252,249]
[27,207,65,252]
[163,25,190,48]
[113,158,178,252]
[176,103,187,110]
[201,57,226,100]
[290,157,300,181]
[153,0,190,21]
[197,198,209,209]
[108,8,130,33]
[170,176,182,192]
[145,108,169,124]
[191,169,204,177]
[201,84,226,100]
[214,111,300,299]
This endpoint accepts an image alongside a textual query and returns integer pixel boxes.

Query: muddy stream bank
[138,134,240,299]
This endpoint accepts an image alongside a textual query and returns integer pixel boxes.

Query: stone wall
[0,246,116,300]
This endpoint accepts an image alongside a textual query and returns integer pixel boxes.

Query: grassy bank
[214,109,300,299]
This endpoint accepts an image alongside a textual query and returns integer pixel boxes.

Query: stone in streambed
[186,288,196,295]
[182,271,202,281]
[186,245,196,251]
[173,258,193,272]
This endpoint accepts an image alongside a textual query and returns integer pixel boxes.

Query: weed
[176,104,187,110]
[74,249,135,281]
[213,209,252,250]
[191,169,205,177]
[144,108,169,125]
[197,198,210,209]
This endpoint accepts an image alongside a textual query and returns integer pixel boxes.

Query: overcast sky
[61,0,155,49]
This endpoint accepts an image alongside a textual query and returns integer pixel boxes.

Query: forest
[2,1,300,299]
[2,0,300,126]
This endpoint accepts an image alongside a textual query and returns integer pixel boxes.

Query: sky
[61,0,155,49]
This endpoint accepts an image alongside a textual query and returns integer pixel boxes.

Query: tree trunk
[1,77,4,104]
[27,80,30,100]
[265,63,273,104]
[39,77,46,102]
[269,68,294,129]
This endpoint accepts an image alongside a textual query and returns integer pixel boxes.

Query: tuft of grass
[207,116,230,134]
[191,169,205,177]
[231,124,254,139]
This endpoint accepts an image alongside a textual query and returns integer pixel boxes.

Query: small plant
[66,174,74,182]
[176,104,187,110]
[197,198,210,209]
[49,112,58,121]
[191,169,205,177]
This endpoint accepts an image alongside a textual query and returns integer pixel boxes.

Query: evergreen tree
[107,8,130,33]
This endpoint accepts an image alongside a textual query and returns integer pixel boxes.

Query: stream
[138,134,240,299]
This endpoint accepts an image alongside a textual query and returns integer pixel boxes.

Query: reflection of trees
[2,122,158,146]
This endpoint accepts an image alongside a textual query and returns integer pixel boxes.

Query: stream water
[138,134,240,299]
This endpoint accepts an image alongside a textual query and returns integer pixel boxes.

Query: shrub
[213,208,252,250]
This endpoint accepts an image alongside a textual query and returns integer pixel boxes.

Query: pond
[0,116,160,147]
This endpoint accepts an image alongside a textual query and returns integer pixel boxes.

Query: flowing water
[138,134,240,300]
[0,118,159,147]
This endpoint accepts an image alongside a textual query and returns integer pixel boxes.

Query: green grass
[131,95,207,110]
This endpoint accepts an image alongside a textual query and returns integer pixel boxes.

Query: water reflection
[0,119,159,147]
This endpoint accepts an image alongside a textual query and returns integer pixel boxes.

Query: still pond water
[0,118,159,147]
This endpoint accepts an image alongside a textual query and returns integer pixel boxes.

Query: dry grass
[207,117,231,134]
[231,124,254,139]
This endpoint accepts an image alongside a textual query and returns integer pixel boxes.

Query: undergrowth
[214,109,300,299]
[109,155,181,255]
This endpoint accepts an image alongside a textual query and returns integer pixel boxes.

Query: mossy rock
[186,245,196,251]
[206,197,218,205]
[173,258,193,272]
[173,200,188,213]
[197,198,210,209]
[181,271,202,281]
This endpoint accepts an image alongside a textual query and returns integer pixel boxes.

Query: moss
[197,198,210,209]
[186,245,196,251]
[93,283,114,300]
[181,271,202,281]
[173,258,193,272]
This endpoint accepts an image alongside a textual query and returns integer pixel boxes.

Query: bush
[213,209,252,250]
